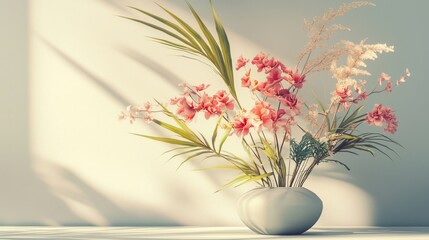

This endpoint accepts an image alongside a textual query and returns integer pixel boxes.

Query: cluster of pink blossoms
[238,53,304,114]
[333,70,407,109]
[170,83,234,121]
[231,102,296,137]
[231,53,304,136]
[365,104,399,134]
[118,102,153,123]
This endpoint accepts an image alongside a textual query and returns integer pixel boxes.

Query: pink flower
[118,111,133,123]
[255,81,282,97]
[195,83,210,91]
[378,72,391,85]
[119,104,153,123]
[197,93,222,119]
[385,119,399,134]
[385,81,392,92]
[236,55,249,71]
[251,52,269,72]
[251,52,287,73]
[335,86,352,102]
[214,90,234,110]
[266,67,283,84]
[366,104,384,127]
[241,69,251,87]
[250,101,277,131]
[358,92,367,101]
[285,71,306,89]
[174,96,197,121]
[278,90,302,115]
[365,104,399,134]
[231,114,253,137]
[144,101,151,111]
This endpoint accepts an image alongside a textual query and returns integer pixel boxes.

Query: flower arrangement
[119,1,409,189]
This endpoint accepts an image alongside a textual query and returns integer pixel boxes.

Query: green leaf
[177,150,213,170]
[218,125,231,153]
[193,165,240,171]
[234,172,274,188]
[210,0,234,94]
[149,37,201,55]
[261,137,277,160]
[315,98,330,132]
[215,174,249,192]
[169,148,203,161]
[321,159,351,171]
[131,133,198,147]
[186,2,224,70]
[155,100,204,146]
[156,3,215,62]
[119,16,192,48]
[128,6,203,52]
[152,119,201,144]
[211,117,222,152]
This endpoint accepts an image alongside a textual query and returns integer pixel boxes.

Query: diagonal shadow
[34,34,237,223]
[98,0,130,14]
[118,46,184,89]
[36,34,130,106]
[38,161,180,226]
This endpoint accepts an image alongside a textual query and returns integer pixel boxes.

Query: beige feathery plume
[297,1,375,74]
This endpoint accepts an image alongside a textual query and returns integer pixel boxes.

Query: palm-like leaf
[125,2,240,106]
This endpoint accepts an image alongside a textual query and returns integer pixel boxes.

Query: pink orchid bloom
[365,104,399,134]
[278,90,301,115]
[195,83,210,92]
[266,67,283,84]
[236,55,249,71]
[175,96,197,121]
[335,86,352,100]
[241,69,251,87]
[250,101,277,131]
[255,81,282,98]
[251,52,269,72]
[366,104,384,127]
[231,114,253,137]
[197,93,222,119]
[358,92,367,101]
[214,90,234,110]
[285,71,306,89]
[385,81,392,92]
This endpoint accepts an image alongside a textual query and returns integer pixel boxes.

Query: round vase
[237,187,323,235]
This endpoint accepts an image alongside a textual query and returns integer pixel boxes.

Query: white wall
[1,0,428,226]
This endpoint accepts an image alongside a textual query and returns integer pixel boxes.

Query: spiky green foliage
[122,1,240,107]
[132,102,272,191]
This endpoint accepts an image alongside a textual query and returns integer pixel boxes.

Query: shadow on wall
[118,46,184,89]
[32,33,240,225]
[0,158,83,225]
[0,0,80,226]
[35,160,179,226]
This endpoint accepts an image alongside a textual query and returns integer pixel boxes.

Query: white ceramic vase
[237,187,322,235]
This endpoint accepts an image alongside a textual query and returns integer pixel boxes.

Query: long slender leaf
[187,2,225,73]
[156,4,215,62]
[128,6,203,52]
[321,159,351,171]
[211,117,222,152]
[210,0,234,94]
[177,150,213,170]
[194,165,240,171]
[218,126,231,153]
[131,133,198,147]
